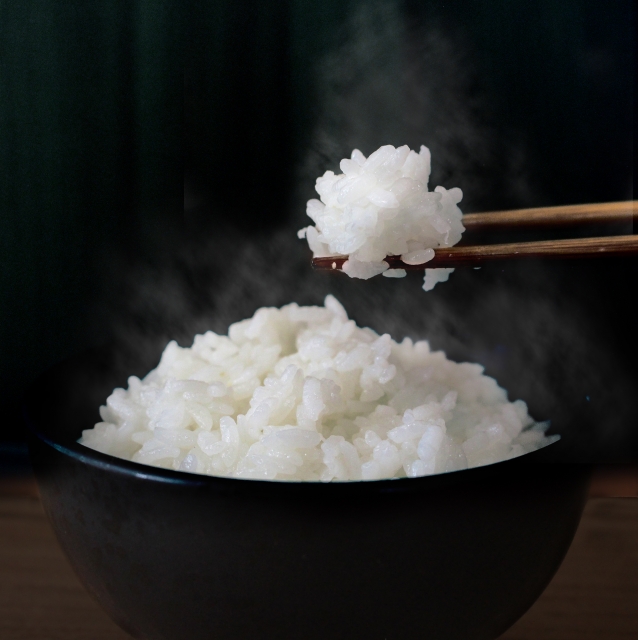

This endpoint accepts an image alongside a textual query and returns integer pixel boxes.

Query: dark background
[1,0,635,469]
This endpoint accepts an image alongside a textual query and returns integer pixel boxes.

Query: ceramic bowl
[25,348,590,640]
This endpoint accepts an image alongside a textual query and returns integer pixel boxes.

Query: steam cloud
[296,0,535,218]
[94,1,635,463]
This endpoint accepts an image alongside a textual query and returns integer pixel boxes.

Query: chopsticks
[461,200,636,230]
[312,201,637,270]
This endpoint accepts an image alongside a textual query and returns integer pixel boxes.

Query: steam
[92,215,636,463]
[92,0,635,463]
[296,0,535,217]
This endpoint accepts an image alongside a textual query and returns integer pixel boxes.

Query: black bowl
[25,348,591,640]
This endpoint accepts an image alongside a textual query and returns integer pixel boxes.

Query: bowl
[25,348,591,640]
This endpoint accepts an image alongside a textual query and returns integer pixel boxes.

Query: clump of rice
[298,145,464,291]
[80,296,557,481]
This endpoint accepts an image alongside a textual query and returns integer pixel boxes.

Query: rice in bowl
[80,296,558,481]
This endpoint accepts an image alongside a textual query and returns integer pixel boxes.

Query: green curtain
[0,1,181,432]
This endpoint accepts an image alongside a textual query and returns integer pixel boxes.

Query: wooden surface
[1,478,636,640]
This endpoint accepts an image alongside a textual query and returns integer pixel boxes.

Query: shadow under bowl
[25,348,591,640]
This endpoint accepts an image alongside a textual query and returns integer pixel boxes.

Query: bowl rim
[23,348,567,497]
[24,410,566,500]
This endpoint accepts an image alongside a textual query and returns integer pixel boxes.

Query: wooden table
[1,476,636,640]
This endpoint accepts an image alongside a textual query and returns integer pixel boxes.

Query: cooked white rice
[80,297,557,481]
[298,145,464,291]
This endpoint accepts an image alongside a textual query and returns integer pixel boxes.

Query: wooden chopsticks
[461,200,636,230]
[312,201,637,270]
